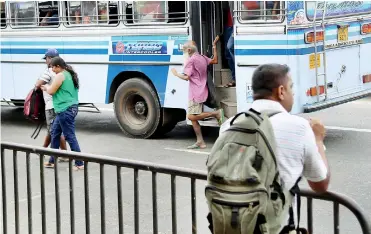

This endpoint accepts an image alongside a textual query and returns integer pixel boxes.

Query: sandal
[44,162,55,168]
[187,143,207,149]
[224,81,236,88]
[73,165,84,171]
[58,157,69,162]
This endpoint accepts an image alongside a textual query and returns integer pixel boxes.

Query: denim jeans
[224,26,235,81]
[49,104,83,167]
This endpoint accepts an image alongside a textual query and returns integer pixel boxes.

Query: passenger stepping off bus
[171,38,224,149]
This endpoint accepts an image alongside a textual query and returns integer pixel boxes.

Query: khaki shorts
[45,108,56,134]
[187,100,203,115]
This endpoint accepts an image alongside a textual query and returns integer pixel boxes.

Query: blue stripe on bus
[235,46,324,56]
[0,41,109,46]
[106,55,171,105]
[235,32,363,46]
[0,48,108,55]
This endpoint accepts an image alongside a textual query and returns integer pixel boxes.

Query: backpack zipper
[212,198,260,209]
[206,185,268,196]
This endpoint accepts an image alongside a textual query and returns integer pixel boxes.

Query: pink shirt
[183,53,211,103]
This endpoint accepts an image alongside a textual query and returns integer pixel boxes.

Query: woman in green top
[41,57,84,170]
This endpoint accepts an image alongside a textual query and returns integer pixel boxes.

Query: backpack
[201,55,220,109]
[205,108,304,234]
[24,88,46,139]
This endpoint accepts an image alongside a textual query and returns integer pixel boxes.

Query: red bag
[24,88,46,139]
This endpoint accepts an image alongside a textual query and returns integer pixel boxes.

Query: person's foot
[224,81,236,88]
[44,162,54,168]
[73,165,84,171]
[58,157,69,162]
[187,142,207,149]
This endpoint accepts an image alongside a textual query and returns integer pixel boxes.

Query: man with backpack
[35,48,68,161]
[206,64,330,233]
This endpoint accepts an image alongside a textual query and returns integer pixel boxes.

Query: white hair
[183,41,198,54]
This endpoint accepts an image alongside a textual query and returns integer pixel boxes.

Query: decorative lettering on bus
[325,39,363,49]
[112,41,167,54]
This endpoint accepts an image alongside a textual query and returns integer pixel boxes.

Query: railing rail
[1,141,370,234]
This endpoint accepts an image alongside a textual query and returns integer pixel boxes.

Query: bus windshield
[306,1,371,20]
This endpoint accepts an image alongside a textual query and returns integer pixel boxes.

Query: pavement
[2,97,371,234]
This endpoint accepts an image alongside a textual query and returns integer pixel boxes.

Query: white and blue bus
[1,1,371,138]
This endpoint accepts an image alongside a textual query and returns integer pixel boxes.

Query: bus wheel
[113,78,161,139]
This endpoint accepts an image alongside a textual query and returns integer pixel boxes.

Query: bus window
[38,1,59,27]
[125,1,187,25]
[239,1,284,22]
[9,1,38,27]
[67,1,118,25]
[1,2,6,28]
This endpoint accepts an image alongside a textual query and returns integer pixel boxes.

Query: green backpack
[205,109,292,234]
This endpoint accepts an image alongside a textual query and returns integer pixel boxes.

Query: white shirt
[220,99,327,190]
[219,100,328,229]
[39,68,56,110]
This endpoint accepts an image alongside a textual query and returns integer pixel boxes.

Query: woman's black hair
[50,56,79,89]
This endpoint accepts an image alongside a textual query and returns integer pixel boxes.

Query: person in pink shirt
[171,38,224,149]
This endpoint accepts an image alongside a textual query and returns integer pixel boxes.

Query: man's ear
[277,85,285,101]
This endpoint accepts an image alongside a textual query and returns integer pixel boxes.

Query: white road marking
[325,126,371,133]
[164,147,211,155]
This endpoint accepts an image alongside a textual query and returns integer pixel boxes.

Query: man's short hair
[252,64,290,100]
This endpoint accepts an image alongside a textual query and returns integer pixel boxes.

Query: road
[2,97,371,234]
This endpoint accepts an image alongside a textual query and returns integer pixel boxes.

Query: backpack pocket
[207,143,264,185]
[206,186,269,234]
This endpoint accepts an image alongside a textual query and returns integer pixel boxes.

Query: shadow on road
[1,105,220,142]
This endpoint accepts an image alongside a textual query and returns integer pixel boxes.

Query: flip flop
[218,109,225,126]
[187,143,207,149]
[224,82,236,88]
[44,162,54,168]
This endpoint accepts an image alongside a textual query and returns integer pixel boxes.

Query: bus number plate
[338,27,348,42]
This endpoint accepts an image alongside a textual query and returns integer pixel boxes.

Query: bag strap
[31,122,44,139]
[289,177,302,233]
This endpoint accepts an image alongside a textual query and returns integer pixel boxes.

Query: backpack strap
[31,122,44,139]
[280,177,302,233]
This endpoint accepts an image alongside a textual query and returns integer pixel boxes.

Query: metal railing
[1,141,370,234]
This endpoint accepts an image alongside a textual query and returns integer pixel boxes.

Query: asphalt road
[2,97,371,234]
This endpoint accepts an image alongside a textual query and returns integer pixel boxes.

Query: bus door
[190,1,223,115]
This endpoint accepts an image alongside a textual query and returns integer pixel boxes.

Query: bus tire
[113,78,161,139]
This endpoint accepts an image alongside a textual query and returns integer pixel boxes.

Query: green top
[53,70,79,113]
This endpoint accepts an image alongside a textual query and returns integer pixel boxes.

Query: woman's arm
[41,73,65,95]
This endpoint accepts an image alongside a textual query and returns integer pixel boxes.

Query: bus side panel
[105,35,189,109]
[62,36,109,104]
[0,52,15,99]
[234,33,289,112]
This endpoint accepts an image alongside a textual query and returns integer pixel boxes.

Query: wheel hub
[135,101,146,115]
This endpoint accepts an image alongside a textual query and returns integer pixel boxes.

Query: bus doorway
[190,1,237,122]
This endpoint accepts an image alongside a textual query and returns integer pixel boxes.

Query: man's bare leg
[190,120,206,149]
[188,109,222,122]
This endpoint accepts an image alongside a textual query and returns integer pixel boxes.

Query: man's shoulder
[274,112,310,128]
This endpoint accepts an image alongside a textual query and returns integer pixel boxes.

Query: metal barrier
[1,141,370,234]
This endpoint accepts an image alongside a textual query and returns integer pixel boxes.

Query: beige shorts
[187,100,203,115]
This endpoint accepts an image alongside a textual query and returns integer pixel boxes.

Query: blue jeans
[224,26,235,81]
[49,104,83,167]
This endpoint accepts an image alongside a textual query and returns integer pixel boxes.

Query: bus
[1,1,371,139]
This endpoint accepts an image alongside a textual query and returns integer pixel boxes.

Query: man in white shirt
[219,63,330,232]
[35,49,68,160]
